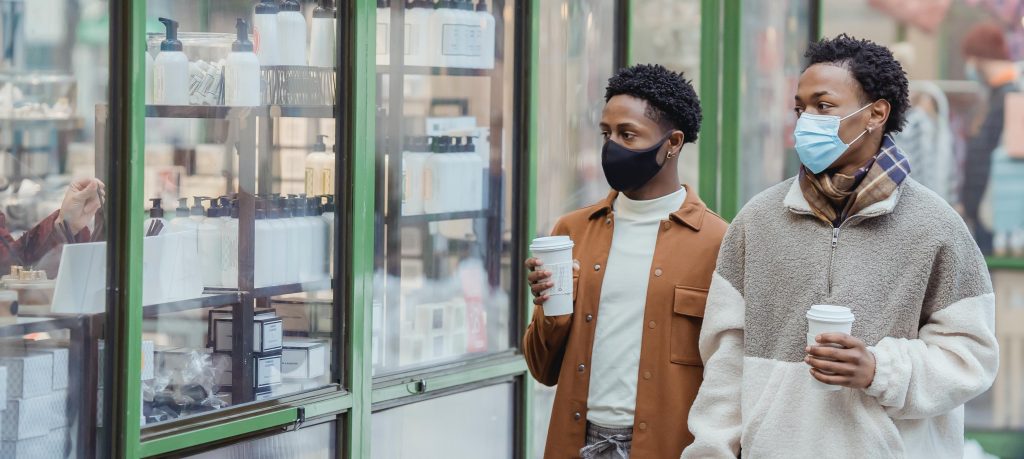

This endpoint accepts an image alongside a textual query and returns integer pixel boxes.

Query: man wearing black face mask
[523,64,727,458]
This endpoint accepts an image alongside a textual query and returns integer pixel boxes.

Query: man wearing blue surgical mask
[684,35,998,458]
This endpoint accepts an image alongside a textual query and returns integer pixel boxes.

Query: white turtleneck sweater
[587,187,686,428]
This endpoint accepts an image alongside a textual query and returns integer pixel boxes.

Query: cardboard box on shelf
[0,427,67,458]
[1,391,67,441]
[281,339,327,381]
[254,352,282,390]
[24,342,69,390]
[0,352,52,399]
[213,314,283,353]
[273,299,333,336]
[206,308,275,348]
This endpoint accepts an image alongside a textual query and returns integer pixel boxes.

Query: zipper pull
[831,228,840,248]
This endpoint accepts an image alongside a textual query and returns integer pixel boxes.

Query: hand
[58,178,105,234]
[805,333,876,389]
[525,257,579,307]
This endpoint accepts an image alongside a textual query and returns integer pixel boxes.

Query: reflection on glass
[139,0,340,427]
[738,0,809,204]
[0,0,109,456]
[372,383,514,459]
[186,420,336,458]
[631,0,701,190]
[372,0,515,374]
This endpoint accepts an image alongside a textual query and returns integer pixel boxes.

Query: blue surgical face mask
[793,103,873,174]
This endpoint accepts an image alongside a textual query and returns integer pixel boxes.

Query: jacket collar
[587,185,706,231]
[782,176,902,220]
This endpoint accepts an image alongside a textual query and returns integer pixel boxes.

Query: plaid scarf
[799,135,911,226]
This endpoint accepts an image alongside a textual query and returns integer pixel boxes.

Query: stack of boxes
[0,342,70,457]
[274,299,331,392]
[399,298,468,366]
[211,309,284,397]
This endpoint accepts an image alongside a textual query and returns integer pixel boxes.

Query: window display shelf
[145,105,335,120]
[398,210,492,224]
[0,116,81,129]
[376,65,492,77]
[250,279,334,298]
[142,292,242,318]
[0,315,86,338]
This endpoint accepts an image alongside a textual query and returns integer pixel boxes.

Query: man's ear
[868,99,890,133]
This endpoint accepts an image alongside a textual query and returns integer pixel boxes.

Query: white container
[265,201,289,286]
[144,198,168,237]
[220,202,239,289]
[402,137,430,215]
[406,0,434,67]
[292,198,315,283]
[271,198,297,285]
[376,0,390,66]
[430,1,461,68]
[423,137,450,214]
[306,136,332,196]
[806,304,855,391]
[145,45,154,103]
[306,197,329,281]
[277,0,308,66]
[225,18,261,106]
[253,0,281,66]
[530,236,575,316]
[153,17,190,105]
[254,207,272,288]
[282,339,328,380]
[322,197,336,278]
[198,199,224,289]
[309,0,336,67]
[473,0,495,69]
[214,314,284,353]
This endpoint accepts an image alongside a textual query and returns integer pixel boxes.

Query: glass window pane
[738,0,811,204]
[631,0,702,191]
[186,419,337,458]
[372,383,514,459]
[0,0,110,456]
[372,0,517,374]
[140,0,342,427]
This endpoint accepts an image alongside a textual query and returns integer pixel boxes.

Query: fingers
[524,258,542,271]
[805,355,856,376]
[815,333,864,349]
[572,259,580,274]
[805,344,859,362]
[809,368,850,386]
[532,294,549,306]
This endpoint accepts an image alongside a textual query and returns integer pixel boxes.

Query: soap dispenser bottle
[309,0,336,67]
[308,197,329,280]
[277,0,308,66]
[198,198,224,288]
[145,41,154,104]
[253,0,281,66]
[221,198,240,289]
[226,18,261,106]
[254,199,270,288]
[305,135,332,196]
[321,195,336,278]
[474,0,495,69]
[376,0,390,66]
[153,17,190,105]
[405,0,433,67]
[144,198,168,237]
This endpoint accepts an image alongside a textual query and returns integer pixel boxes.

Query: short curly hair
[605,64,702,144]
[804,34,910,134]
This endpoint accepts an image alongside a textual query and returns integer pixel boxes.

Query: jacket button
[594,264,601,271]
[654,268,663,277]
[648,321,656,329]
[639,422,648,431]
[586,314,593,322]
[574,412,582,421]
[643,371,651,380]
[578,363,586,372]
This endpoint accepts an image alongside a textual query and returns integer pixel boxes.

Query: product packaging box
[213,313,283,353]
[0,351,53,399]
[0,427,67,457]
[281,339,327,381]
[273,299,333,336]
[2,391,67,441]
[25,342,69,390]
[213,351,282,392]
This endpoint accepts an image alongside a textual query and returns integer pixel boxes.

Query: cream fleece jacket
[682,177,999,459]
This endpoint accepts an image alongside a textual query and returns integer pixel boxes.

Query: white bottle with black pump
[254,200,271,288]
[221,199,239,289]
[198,198,224,289]
[144,198,168,237]
[145,41,154,104]
[309,0,336,67]
[406,0,433,67]
[321,195,335,278]
[277,0,307,66]
[308,197,328,280]
[226,18,261,106]
[376,0,390,66]
[290,196,314,283]
[431,0,459,68]
[253,0,281,66]
[474,0,495,69]
[153,17,189,105]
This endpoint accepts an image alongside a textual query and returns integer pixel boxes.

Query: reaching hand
[58,178,105,234]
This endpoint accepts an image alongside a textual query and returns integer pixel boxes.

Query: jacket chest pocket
[670,285,707,366]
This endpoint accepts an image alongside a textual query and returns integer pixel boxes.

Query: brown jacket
[523,186,727,458]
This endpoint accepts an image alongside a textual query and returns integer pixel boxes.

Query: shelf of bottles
[373,0,511,375]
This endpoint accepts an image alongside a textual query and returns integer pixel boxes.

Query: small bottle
[402,136,429,215]
[306,135,332,196]
[144,41,154,104]
[308,197,329,280]
[321,195,336,278]
[376,0,391,66]
[254,200,270,288]
[221,198,239,289]
[290,196,315,283]
[225,18,262,106]
[277,0,308,66]
[153,17,190,105]
[406,0,434,67]
[198,198,224,289]
[144,198,168,237]
[253,0,281,66]
[168,198,201,278]
[266,196,291,285]
[309,0,336,67]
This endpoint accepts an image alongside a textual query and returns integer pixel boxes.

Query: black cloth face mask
[601,132,673,192]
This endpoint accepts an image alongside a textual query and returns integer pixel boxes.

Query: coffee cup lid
[806,304,854,323]
[530,236,574,252]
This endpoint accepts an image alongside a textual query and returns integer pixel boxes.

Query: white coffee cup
[806,304,855,391]
[530,236,575,316]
